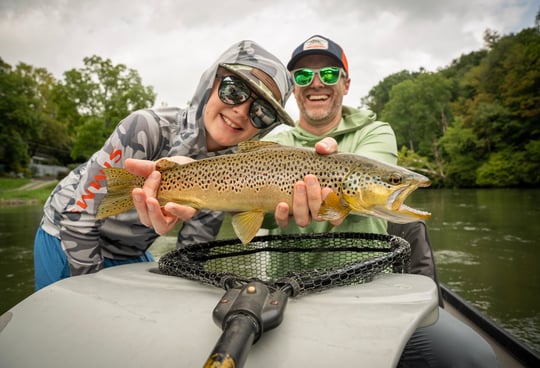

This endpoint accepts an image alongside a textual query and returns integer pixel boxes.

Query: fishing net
[158,232,410,296]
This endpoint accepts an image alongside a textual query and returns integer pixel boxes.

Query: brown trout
[97,141,431,243]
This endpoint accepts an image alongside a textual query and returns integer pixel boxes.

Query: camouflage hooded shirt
[40,40,292,276]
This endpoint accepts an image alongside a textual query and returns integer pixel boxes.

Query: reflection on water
[0,205,41,314]
[1,189,539,353]
[435,250,480,266]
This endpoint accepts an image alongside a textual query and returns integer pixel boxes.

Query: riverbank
[0,178,57,206]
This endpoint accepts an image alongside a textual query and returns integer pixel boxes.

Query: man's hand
[313,136,338,155]
[124,157,197,235]
[274,137,344,228]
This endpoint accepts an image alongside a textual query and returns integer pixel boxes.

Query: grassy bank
[0,178,58,205]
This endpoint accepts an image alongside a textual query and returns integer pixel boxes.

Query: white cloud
[1,0,538,114]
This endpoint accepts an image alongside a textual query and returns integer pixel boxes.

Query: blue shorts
[34,227,154,291]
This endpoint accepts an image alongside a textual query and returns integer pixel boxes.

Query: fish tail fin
[96,168,145,219]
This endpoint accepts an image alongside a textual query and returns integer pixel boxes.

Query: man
[263,34,498,367]
[264,35,396,237]
[267,36,437,281]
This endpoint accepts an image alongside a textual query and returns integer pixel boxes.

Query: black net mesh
[158,232,410,297]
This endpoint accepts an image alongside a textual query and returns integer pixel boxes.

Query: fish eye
[389,173,402,185]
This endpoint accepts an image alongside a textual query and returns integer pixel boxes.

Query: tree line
[362,26,539,187]
[1,26,539,187]
[0,55,156,174]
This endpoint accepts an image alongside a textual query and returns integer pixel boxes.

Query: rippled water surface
[408,188,540,352]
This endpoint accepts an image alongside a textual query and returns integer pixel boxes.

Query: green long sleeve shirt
[262,105,398,235]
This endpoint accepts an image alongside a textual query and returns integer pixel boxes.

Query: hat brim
[220,63,294,127]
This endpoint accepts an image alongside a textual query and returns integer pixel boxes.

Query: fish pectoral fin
[318,192,351,221]
[231,210,265,244]
[159,194,203,210]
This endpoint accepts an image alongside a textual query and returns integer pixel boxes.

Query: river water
[409,188,540,353]
[0,188,539,353]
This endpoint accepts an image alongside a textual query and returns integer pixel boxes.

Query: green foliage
[476,150,522,187]
[0,178,30,191]
[71,116,109,159]
[397,146,445,187]
[365,26,540,188]
[438,119,484,187]
[463,28,540,145]
[0,59,41,172]
[56,55,156,159]
[361,70,417,115]
[380,72,453,159]
[520,140,540,185]
[0,55,156,174]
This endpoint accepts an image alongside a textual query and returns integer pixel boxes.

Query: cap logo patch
[303,36,329,51]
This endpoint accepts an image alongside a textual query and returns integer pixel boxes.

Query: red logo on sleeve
[75,148,123,210]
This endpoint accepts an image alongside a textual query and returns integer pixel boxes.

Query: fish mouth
[379,182,432,223]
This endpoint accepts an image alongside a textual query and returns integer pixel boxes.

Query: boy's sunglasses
[291,67,345,87]
[217,75,278,129]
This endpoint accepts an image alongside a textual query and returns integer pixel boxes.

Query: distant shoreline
[0,178,57,207]
[0,198,40,206]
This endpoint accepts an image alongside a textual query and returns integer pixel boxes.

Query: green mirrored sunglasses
[291,67,344,87]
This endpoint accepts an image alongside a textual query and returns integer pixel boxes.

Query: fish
[97,141,431,243]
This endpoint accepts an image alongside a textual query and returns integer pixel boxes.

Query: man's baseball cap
[287,35,349,74]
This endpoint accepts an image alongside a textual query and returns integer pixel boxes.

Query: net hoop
[158,232,410,297]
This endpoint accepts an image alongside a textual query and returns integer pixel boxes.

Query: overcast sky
[1,0,538,120]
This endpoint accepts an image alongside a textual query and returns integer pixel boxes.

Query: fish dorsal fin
[237,141,280,153]
[231,210,265,244]
[155,158,180,171]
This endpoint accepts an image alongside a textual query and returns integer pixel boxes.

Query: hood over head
[188,40,293,140]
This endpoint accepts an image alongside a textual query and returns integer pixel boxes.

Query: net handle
[204,281,289,368]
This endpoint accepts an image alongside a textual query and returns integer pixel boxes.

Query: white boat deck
[0,263,438,367]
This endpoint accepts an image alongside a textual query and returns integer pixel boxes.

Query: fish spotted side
[97,141,431,243]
